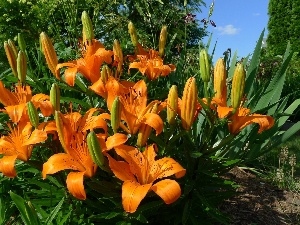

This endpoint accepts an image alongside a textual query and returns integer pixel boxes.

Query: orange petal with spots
[154,157,186,179]
[114,145,145,182]
[122,180,152,213]
[107,154,136,182]
[42,153,85,179]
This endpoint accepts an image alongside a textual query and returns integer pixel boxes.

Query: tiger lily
[107,144,186,213]
[0,121,48,178]
[42,109,127,200]
[55,39,113,86]
[106,79,163,135]
[217,106,274,134]
[129,49,175,80]
[0,81,53,123]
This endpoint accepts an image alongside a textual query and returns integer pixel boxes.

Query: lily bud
[167,85,178,125]
[18,33,26,52]
[113,39,123,77]
[128,21,138,47]
[87,131,105,167]
[181,77,198,130]
[4,41,18,77]
[27,101,39,128]
[199,48,210,82]
[40,32,58,77]
[50,83,60,111]
[8,39,18,59]
[231,63,246,112]
[101,65,111,84]
[159,25,168,57]
[137,103,158,147]
[213,58,227,105]
[81,11,94,45]
[17,50,27,83]
[111,96,122,133]
[55,111,68,152]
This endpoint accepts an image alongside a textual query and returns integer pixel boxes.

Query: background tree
[266,0,292,56]
[0,0,208,73]
[267,0,300,56]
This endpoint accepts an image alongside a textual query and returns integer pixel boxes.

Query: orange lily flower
[107,144,186,213]
[0,121,48,178]
[42,109,127,200]
[56,39,114,86]
[129,49,175,80]
[106,79,163,135]
[217,106,274,134]
[0,81,53,123]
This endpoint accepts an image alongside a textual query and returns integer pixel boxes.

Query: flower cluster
[0,11,275,216]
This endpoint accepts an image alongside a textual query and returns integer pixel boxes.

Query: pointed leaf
[45,197,65,225]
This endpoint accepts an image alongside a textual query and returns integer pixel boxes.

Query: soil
[218,167,300,225]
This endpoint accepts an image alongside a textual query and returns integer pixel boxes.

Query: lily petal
[22,129,47,146]
[217,106,233,118]
[0,155,18,178]
[105,133,128,151]
[151,179,181,204]
[230,114,274,134]
[5,104,26,123]
[114,145,145,182]
[153,157,186,179]
[122,180,152,213]
[66,171,86,200]
[42,153,85,178]
[142,113,163,135]
[107,154,136,181]
[89,78,107,98]
[32,94,53,116]
[0,81,18,106]
[64,67,79,86]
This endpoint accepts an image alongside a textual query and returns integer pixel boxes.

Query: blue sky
[199,0,269,63]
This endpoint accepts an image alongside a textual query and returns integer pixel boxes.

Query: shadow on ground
[217,167,300,225]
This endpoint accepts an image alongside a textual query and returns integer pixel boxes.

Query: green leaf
[90,212,121,220]
[277,99,300,127]
[245,29,264,96]
[10,191,40,225]
[279,121,300,143]
[135,213,148,224]
[182,199,192,225]
[44,198,65,225]
[57,210,71,225]
[253,42,293,114]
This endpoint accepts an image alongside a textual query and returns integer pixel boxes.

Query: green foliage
[267,0,300,55]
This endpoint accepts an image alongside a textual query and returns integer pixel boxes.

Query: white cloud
[253,13,260,16]
[215,24,240,35]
